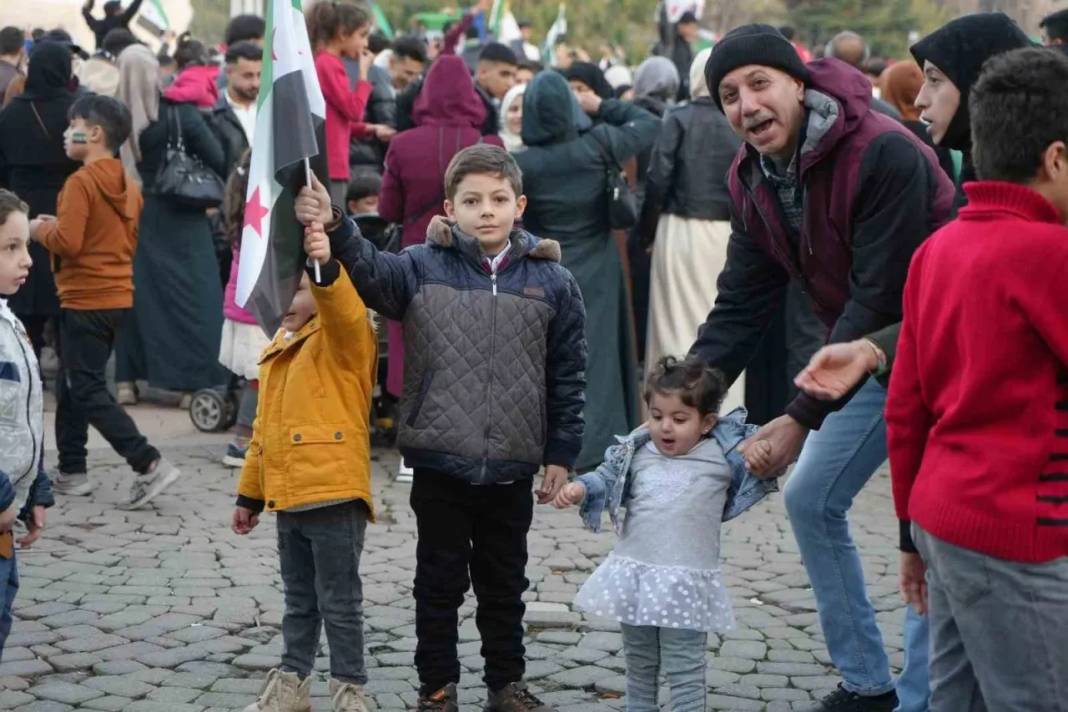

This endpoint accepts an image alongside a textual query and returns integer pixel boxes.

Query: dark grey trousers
[914,525,1068,712]
[278,501,369,684]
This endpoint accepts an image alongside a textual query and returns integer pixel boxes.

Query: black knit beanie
[910,13,1032,152]
[705,24,810,112]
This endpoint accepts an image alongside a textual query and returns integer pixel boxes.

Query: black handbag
[153,105,225,209]
[592,131,638,230]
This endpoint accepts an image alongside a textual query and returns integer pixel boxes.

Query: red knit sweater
[314,51,371,181]
[886,182,1068,563]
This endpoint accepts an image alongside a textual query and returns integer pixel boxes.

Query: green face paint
[69,131,88,144]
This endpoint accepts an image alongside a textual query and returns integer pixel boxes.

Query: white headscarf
[689,48,713,100]
[116,44,160,184]
[498,82,526,153]
[604,64,633,90]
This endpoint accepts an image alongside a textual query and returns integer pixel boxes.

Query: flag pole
[304,157,322,283]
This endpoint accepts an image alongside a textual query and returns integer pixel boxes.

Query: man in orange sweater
[30,95,180,510]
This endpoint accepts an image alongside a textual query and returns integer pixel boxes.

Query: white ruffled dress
[575,438,735,632]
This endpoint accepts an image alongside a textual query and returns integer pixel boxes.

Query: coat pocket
[406,370,435,427]
[285,424,354,493]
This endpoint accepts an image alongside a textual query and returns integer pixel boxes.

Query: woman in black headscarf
[0,41,79,353]
[564,62,614,100]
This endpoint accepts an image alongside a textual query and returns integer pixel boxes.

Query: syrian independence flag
[236,0,328,335]
[136,0,171,35]
[542,4,567,65]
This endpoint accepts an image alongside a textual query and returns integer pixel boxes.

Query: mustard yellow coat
[237,266,377,517]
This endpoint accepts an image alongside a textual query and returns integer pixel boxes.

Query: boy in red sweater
[886,48,1068,709]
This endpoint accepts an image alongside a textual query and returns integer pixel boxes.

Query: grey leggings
[622,624,707,711]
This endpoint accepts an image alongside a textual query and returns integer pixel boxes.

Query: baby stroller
[189,376,244,433]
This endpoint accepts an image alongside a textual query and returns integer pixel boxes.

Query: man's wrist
[862,338,887,375]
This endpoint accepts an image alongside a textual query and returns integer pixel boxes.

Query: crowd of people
[0,1,1067,712]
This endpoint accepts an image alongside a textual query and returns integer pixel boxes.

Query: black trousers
[56,308,158,475]
[410,469,534,694]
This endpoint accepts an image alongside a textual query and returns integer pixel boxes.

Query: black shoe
[484,681,554,712]
[417,683,458,712]
[802,684,898,712]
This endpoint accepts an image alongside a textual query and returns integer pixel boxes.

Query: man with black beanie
[691,23,957,712]
[1041,7,1068,53]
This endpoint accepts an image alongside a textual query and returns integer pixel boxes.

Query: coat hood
[521,70,591,147]
[412,56,487,129]
[910,13,1032,152]
[83,159,140,221]
[19,42,73,101]
[794,58,877,168]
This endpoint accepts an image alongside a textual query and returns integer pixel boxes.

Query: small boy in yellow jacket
[232,221,377,712]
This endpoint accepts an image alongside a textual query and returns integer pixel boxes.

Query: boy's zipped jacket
[327,215,588,485]
[0,299,54,518]
[577,407,779,534]
[236,264,377,516]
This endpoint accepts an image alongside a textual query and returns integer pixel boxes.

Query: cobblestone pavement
[1,427,911,711]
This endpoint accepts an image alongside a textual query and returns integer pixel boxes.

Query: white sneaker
[397,458,414,484]
[243,669,312,712]
[124,457,181,510]
[116,382,138,405]
[52,472,94,496]
[330,679,370,712]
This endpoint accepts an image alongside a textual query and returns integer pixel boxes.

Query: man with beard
[210,41,262,177]
[692,24,956,711]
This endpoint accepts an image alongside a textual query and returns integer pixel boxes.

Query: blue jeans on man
[784,379,929,708]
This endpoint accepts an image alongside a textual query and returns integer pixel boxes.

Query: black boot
[801,684,898,712]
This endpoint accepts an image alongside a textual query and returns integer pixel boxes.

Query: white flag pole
[304,157,322,283]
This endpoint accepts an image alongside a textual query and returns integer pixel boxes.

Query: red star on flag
[244,187,270,238]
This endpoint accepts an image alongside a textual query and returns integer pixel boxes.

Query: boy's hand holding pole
[304,222,331,266]
[295,172,333,228]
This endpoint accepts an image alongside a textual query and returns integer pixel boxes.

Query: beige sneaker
[116,381,138,405]
[242,669,311,712]
[330,679,370,711]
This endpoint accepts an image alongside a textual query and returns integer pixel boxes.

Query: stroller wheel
[222,390,240,430]
[189,389,227,432]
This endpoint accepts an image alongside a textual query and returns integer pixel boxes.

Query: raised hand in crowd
[552,481,586,510]
[17,506,46,549]
[794,339,882,401]
[536,465,570,505]
[738,415,807,479]
[576,90,603,116]
[295,172,334,227]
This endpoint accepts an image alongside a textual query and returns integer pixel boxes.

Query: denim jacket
[576,407,780,534]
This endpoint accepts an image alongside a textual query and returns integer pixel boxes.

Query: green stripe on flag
[372,4,394,39]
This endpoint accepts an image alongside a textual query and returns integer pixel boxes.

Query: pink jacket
[315,51,371,180]
[224,245,258,325]
[163,65,220,109]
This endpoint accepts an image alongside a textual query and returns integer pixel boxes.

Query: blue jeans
[896,606,930,711]
[783,378,895,696]
[0,548,18,663]
[621,624,707,712]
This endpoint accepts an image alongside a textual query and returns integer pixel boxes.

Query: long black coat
[0,43,79,319]
[515,73,658,470]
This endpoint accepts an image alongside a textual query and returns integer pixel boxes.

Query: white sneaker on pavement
[397,457,414,484]
[52,472,94,496]
[242,669,311,712]
[330,679,370,712]
[124,457,181,510]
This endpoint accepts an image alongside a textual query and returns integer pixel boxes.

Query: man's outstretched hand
[795,340,879,401]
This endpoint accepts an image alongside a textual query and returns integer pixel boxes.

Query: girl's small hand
[358,49,374,80]
[304,222,331,263]
[553,482,586,509]
[744,439,773,474]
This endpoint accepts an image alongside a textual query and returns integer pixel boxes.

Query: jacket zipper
[13,326,37,483]
[479,267,499,484]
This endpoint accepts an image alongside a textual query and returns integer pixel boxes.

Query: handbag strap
[167,103,186,151]
[29,102,50,140]
[589,129,623,173]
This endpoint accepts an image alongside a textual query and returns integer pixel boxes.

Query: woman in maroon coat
[378,55,503,403]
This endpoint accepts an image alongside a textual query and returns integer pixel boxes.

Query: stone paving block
[49,653,104,672]
[81,696,138,711]
[53,634,129,654]
[549,665,616,688]
[92,661,148,675]
[13,701,76,712]
[28,680,105,704]
[0,659,53,677]
[1,690,35,707]
[83,675,157,698]
[125,701,206,712]
[707,693,765,710]
[146,685,202,703]
[193,691,255,707]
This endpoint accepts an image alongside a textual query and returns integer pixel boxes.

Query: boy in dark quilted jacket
[296,144,587,712]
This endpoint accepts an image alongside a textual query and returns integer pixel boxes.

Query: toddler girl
[555,355,777,712]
